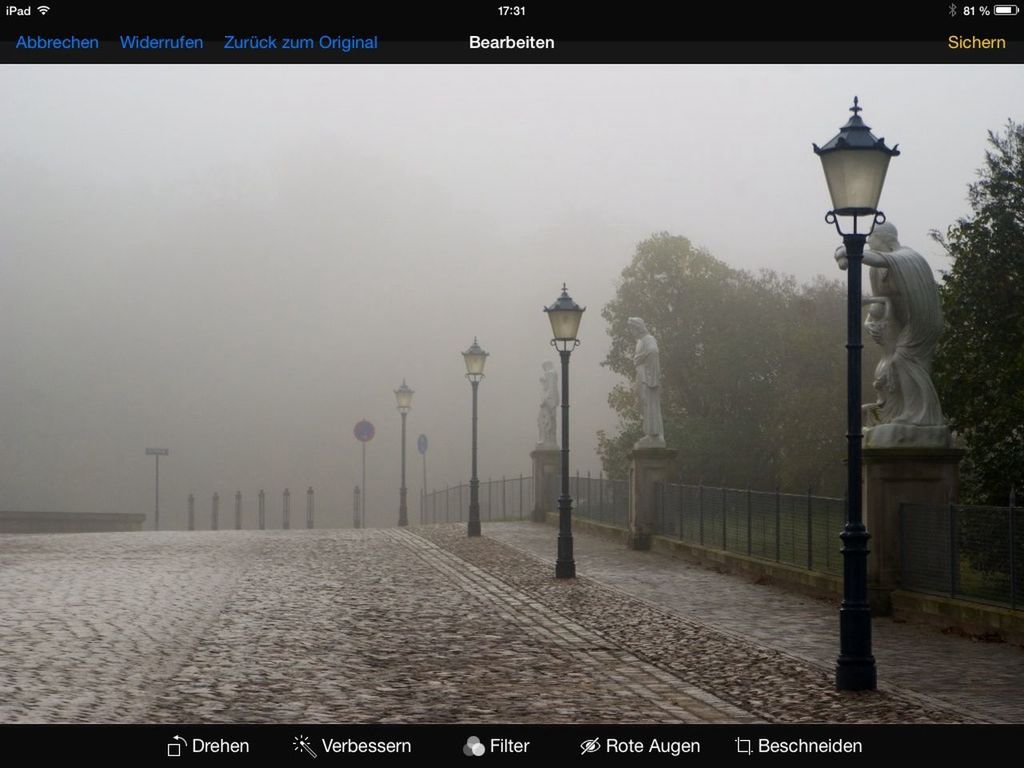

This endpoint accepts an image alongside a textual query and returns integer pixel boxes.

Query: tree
[599,232,867,494]
[932,120,1024,505]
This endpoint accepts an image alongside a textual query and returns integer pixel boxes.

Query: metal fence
[422,475,533,524]
[653,482,847,576]
[570,472,630,529]
[421,469,1024,613]
[901,503,1022,610]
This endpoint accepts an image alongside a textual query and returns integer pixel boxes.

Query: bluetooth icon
[950,2,958,14]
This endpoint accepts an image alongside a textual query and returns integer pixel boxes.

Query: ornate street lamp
[814,96,899,692]
[462,338,489,537]
[544,283,585,579]
[394,379,414,527]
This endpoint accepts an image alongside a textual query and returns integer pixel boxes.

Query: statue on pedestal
[628,317,665,449]
[835,221,952,448]
[537,361,559,448]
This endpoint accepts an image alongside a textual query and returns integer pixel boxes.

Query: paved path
[485,521,1024,723]
[0,524,1016,724]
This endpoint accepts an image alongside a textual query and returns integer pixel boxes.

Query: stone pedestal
[627,447,678,550]
[863,447,965,605]
[530,448,561,523]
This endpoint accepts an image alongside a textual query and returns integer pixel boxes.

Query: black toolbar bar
[1,2,1021,63]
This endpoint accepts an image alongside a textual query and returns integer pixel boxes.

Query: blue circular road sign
[354,420,375,442]
[417,434,428,454]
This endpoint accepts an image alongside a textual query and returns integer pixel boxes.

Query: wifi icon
[36,4,51,13]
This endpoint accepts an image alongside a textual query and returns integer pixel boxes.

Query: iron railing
[901,502,1021,610]
[422,475,533,524]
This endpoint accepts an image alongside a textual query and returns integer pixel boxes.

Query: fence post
[446,483,450,522]
[747,486,752,556]
[949,497,957,598]
[1009,491,1016,610]
[519,474,524,520]
[502,475,507,519]
[899,500,906,589]
[599,471,604,522]
[660,479,666,535]
[722,485,727,550]
[212,492,219,531]
[258,489,266,530]
[807,485,813,570]
[307,486,314,529]
[282,488,290,530]
[679,474,685,541]
[775,486,781,563]
[587,470,592,521]
[235,490,242,530]
[699,483,705,546]
[188,492,195,531]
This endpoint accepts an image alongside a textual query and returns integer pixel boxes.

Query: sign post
[354,420,375,528]
[417,434,428,524]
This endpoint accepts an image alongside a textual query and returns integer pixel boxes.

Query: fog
[0,64,1019,527]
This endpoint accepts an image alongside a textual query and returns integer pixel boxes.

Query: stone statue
[835,221,952,448]
[537,361,559,448]
[628,317,665,449]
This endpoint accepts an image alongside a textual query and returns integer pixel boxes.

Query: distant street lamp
[144,447,168,530]
[544,284,585,579]
[814,96,899,692]
[463,338,490,537]
[394,380,414,527]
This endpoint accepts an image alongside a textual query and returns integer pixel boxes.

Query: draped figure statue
[537,361,559,448]
[628,317,666,449]
[835,221,952,448]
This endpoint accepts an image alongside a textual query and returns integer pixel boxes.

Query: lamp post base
[555,557,575,579]
[555,494,575,579]
[398,487,408,527]
[836,657,877,691]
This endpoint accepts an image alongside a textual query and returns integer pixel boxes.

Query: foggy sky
[1,64,1020,528]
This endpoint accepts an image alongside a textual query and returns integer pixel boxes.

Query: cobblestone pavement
[483,521,1024,723]
[0,528,742,724]
[0,524,1008,724]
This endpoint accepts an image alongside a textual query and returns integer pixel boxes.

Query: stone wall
[0,511,146,534]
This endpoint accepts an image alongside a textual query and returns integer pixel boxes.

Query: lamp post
[144,447,168,530]
[394,380,414,527]
[814,96,899,692]
[462,338,489,537]
[544,284,585,579]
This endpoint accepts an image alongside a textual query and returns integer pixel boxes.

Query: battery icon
[994,4,1019,14]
